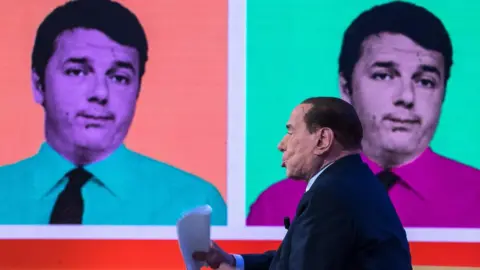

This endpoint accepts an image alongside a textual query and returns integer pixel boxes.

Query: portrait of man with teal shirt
[0,0,227,225]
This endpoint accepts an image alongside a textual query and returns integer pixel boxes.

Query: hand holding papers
[176,205,212,270]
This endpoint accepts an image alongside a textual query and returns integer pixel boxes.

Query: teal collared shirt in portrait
[0,143,227,225]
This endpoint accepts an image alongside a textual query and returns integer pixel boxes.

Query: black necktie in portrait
[49,167,93,224]
[376,168,401,191]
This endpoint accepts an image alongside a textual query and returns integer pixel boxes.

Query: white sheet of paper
[176,205,212,270]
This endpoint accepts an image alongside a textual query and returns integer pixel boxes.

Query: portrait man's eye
[64,67,87,77]
[371,71,393,81]
[415,77,436,89]
[110,74,131,85]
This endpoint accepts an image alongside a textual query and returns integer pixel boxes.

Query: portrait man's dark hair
[338,1,453,93]
[301,97,363,150]
[31,0,149,87]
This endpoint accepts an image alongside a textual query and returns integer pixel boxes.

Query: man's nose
[277,136,287,152]
[392,79,415,109]
[88,76,109,105]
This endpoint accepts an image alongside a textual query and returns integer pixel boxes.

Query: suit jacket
[241,154,412,270]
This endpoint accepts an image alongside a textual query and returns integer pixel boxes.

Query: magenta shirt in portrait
[247,148,480,228]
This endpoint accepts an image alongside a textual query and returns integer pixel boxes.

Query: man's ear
[31,69,45,105]
[313,127,334,156]
[339,72,352,104]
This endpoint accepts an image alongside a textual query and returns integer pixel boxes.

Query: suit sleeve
[289,187,355,270]
[241,250,276,270]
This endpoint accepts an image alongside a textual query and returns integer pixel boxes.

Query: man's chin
[74,143,108,153]
[378,133,418,150]
[73,136,113,152]
[382,141,418,154]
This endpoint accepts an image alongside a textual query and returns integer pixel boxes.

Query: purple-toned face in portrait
[340,33,445,166]
[31,28,140,161]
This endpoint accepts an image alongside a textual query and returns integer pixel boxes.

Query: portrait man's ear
[31,69,45,105]
[339,72,352,104]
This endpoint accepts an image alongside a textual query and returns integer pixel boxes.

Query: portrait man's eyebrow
[112,60,136,72]
[0,0,227,226]
[370,61,441,76]
[247,1,480,229]
[370,61,396,69]
[417,64,441,77]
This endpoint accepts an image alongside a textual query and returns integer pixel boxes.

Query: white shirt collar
[305,162,334,192]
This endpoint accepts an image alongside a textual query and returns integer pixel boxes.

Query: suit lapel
[294,191,310,218]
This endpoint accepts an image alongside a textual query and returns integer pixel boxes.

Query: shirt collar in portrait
[361,147,438,199]
[32,142,136,199]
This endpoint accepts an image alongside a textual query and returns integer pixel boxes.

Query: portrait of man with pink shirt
[247,1,480,228]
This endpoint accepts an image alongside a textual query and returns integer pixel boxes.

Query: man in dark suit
[193,97,412,270]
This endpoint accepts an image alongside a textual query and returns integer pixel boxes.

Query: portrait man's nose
[87,76,110,106]
[392,80,415,110]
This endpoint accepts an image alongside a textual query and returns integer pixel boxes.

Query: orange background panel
[0,240,479,269]
[0,0,227,199]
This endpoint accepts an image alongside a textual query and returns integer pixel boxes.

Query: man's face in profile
[342,33,445,159]
[32,28,140,153]
[278,104,320,180]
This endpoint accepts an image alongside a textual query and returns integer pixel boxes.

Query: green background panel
[246,0,480,213]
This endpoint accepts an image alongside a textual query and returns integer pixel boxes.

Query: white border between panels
[405,228,480,242]
[226,0,247,227]
[0,226,480,243]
